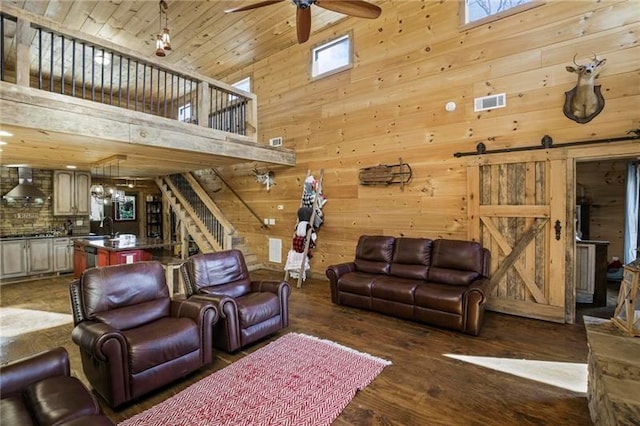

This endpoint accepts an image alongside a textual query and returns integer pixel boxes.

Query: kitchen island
[73,235,177,278]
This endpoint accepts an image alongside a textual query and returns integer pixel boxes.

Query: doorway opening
[575,158,639,323]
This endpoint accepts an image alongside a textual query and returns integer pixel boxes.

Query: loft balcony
[0,6,295,177]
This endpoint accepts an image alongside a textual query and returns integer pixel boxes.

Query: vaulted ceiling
[8,0,351,80]
[0,1,362,176]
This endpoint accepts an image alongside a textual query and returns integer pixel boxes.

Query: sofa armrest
[71,322,127,362]
[463,277,491,336]
[171,298,219,325]
[467,277,492,297]
[0,347,70,398]
[326,262,356,304]
[171,298,217,365]
[326,262,356,281]
[251,280,290,296]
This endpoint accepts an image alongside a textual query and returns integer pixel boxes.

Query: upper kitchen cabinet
[53,171,91,216]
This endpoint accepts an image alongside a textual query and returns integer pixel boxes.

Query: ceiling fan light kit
[226,0,382,44]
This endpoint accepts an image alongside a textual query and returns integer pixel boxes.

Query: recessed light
[0,130,13,137]
[66,165,77,169]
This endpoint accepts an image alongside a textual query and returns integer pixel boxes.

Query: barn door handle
[554,220,562,240]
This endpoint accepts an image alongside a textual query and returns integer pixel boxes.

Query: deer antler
[572,54,579,67]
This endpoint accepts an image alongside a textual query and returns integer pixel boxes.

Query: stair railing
[211,168,268,230]
[164,174,235,251]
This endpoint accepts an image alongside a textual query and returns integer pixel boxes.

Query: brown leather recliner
[69,261,218,408]
[180,250,290,352]
[0,347,114,426]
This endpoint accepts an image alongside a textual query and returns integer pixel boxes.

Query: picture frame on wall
[115,195,136,221]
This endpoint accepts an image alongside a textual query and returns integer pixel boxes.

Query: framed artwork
[115,195,136,221]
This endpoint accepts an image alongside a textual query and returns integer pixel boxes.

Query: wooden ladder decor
[284,169,325,288]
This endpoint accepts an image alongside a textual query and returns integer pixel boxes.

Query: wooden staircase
[155,174,260,270]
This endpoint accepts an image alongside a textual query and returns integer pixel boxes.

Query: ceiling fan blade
[225,0,284,13]
[296,7,311,43]
[315,0,381,19]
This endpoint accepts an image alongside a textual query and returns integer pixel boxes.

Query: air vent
[269,137,283,147]
[474,93,506,112]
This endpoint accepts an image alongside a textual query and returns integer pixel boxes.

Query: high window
[178,103,191,122]
[230,77,251,101]
[462,0,543,27]
[311,34,352,79]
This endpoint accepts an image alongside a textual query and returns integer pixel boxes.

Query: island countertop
[75,235,178,252]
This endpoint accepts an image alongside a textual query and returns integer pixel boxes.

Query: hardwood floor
[0,270,593,425]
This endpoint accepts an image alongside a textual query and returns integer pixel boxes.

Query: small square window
[311,34,352,79]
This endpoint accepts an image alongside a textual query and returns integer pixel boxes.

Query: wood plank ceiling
[0,1,351,177]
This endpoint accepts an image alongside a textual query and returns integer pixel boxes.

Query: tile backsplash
[0,168,90,236]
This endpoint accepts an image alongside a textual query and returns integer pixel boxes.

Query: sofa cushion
[81,262,170,330]
[354,236,394,274]
[237,292,280,328]
[26,376,101,426]
[389,237,432,280]
[1,395,35,426]
[123,317,200,374]
[372,276,418,304]
[431,239,485,274]
[428,268,480,286]
[414,283,466,315]
[337,272,377,296]
[187,250,252,296]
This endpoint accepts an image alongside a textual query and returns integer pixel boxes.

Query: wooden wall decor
[359,158,412,189]
[563,54,607,124]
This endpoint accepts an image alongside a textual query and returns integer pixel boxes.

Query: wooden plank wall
[207,0,639,276]
[576,159,629,261]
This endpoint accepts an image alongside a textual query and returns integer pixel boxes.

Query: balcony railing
[0,8,256,138]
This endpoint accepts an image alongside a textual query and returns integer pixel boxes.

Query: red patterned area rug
[119,332,391,426]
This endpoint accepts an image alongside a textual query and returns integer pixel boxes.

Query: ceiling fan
[225,0,382,43]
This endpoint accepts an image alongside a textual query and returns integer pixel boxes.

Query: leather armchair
[180,250,290,352]
[69,261,218,408]
[0,347,114,426]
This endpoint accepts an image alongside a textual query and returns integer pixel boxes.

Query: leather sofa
[180,249,290,352]
[69,261,218,407]
[0,347,114,426]
[326,236,491,335]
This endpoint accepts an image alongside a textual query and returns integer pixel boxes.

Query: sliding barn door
[467,158,569,323]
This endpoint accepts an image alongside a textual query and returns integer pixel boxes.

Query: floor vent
[474,93,506,112]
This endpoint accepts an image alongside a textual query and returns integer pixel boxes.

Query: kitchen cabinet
[53,237,73,272]
[576,240,609,306]
[0,240,27,278]
[73,241,87,279]
[0,238,53,279]
[53,170,91,216]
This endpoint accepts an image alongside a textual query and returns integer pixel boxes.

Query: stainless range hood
[3,167,48,202]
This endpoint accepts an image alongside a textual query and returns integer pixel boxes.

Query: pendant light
[155,0,170,57]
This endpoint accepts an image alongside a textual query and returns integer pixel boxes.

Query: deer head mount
[253,168,275,191]
[564,53,606,124]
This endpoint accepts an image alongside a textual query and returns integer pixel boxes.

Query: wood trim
[486,297,565,323]
[466,165,480,242]
[479,205,550,217]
